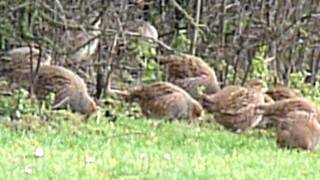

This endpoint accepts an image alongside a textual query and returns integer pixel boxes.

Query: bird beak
[84,105,100,121]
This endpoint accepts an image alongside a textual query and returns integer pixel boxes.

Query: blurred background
[1,0,320,99]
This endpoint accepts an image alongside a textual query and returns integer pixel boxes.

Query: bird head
[198,93,218,112]
[71,92,97,118]
[246,79,268,93]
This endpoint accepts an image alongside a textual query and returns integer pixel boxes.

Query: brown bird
[157,54,220,99]
[255,97,320,122]
[266,86,302,101]
[0,46,51,89]
[125,82,203,120]
[257,87,303,129]
[275,111,320,151]
[200,79,267,132]
[33,65,97,116]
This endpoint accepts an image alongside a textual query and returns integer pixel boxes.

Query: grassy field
[0,92,320,179]
[1,111,320,179]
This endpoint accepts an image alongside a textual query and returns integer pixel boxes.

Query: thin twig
[28,43,34,97]
[191,0,201,55]
[169,0,206,28]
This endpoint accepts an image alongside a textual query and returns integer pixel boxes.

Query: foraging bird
[62,18,101,63]
[255,97,320,122]
[201,79,267,132]
[157,54,220,99]
[33,65,97,116]
[275,110,320,151]
[125,82,203,120]
[266,86,302,101]
[257,86,303,128]
[0,46,51,89]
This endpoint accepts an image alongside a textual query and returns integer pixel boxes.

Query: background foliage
[2,0,320,94]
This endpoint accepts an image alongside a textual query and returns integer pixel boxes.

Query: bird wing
[261,98,317,117]
[34,66,73,100]
[219,88,262,115]
[139,91,185,119]
[128,82,180,102]
[158,55,211,78]
[266,86,302,101]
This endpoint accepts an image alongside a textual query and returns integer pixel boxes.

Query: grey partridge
[255,97,320,122]
[33,65,96,116]
[276,110,320,151]
[0,46,51,89]
[200,79,267,132]
[257,85,303,128]
[125,82,203,120]
[157,54,220,99]
[266,86,302,101]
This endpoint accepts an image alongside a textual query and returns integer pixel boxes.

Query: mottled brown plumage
[276,111,320,151]
[256,97,320,121]
[0,46,51,89]
[266,86,302,101]
[126,82,203,120]
[200,79,267,132]
[33,65,96,116]
[157,54,220,99]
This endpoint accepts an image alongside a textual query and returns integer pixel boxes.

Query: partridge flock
[1,22,320,151]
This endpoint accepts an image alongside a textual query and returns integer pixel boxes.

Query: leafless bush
[1,0,320,98]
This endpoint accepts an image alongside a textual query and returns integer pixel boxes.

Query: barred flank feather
[126,82,202,120]
[266,86,302,101]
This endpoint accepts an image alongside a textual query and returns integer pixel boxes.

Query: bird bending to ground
[0,46,51,90]
[200,79,267,132]
[125,82,203,121]
[255,97,320,122]
[157,54,220,99]
[256,85,302,128]
[33,65,97,116]
[276,110,320,151]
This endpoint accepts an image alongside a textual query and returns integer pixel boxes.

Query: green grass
[0,89,320,179]
[0,110,320,179]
